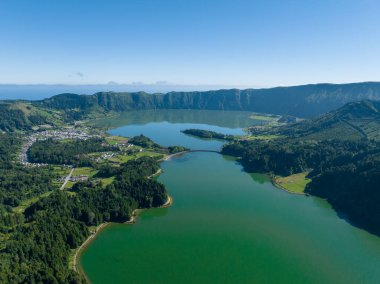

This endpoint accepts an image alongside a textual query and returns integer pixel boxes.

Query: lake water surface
[81,110,380,284]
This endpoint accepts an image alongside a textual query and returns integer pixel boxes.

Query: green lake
[81,110,380,284]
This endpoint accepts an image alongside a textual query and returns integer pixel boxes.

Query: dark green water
[82,111,380,284]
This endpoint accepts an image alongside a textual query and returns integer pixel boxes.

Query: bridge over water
[161,149,221,161]
[188,150,220,154]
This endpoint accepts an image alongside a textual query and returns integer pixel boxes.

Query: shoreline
[270,174,306,196]
[159,150,189,161]
[125,195,173,224]
[74,194,173,282]
[73,222,110,283]
[273,181,305,195]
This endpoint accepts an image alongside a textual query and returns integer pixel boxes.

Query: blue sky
[0,0,379,87]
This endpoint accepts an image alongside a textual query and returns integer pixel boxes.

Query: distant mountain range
[36,82,380,118]
[2,82,380,132]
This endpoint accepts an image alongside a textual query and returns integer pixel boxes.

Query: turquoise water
[82,111,380,284]
[109,121,245,151]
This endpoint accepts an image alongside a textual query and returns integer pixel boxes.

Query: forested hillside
[36,82,380,118]
[252,100,380,141]
[0,131,168,283]
[0,102,56,132]
[0,150,167,283]
[223,100,380,236]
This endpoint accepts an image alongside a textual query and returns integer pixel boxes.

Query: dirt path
[60,168,74,190]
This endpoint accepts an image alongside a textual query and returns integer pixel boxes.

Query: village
[17,127,157,191]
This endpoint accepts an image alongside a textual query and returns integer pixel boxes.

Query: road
[60,168,75,190]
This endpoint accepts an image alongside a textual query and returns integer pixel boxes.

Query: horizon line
[0,81,379,89]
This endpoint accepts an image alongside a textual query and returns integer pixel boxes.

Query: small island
[181,129,235,141]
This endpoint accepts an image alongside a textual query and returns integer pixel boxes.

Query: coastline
[74,194,173,282]
[273,182,305,195]
[73,222,110,283]
[270,174,306,196]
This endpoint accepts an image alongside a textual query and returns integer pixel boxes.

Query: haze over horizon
[1,0,379,87]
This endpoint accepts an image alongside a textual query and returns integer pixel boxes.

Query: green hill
[0,101,58,132]
[269,100,380,141]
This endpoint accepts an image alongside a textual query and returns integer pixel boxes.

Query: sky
[0,0,379,87]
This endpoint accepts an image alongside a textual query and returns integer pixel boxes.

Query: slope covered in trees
[222,101,380,236]
[0,131,168,283]
[36,82,380,119]
[251,100,380,141]
[0,102,53,132]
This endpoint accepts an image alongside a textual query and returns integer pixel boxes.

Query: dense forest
[222,137,380,235]
[0,134,56,207]
[0,131,168,283]
[182,129,234,141]
[27,138,117,166]
[36,82,380,119]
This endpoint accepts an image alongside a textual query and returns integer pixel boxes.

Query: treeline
[182,129,234,141]
[129,135,188,154]
[28,138,117,166]
[167,146,188,154]
[0,157,167,283]
[222,139,380,235]
[129,134,160,149]
[222,139,376,176]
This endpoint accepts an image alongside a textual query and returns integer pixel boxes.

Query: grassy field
[250,114,279,122]
[105,135,128,145]
[73,167,98,177]
[13,191,53,213]
[134,151,164,159]
[64,181,75,189]
[52,165,72,175]
[274,172,311,194]
[108,154,134,163]
[108,151,164,163]
[240,134,280,140]
[101,177,115,187]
